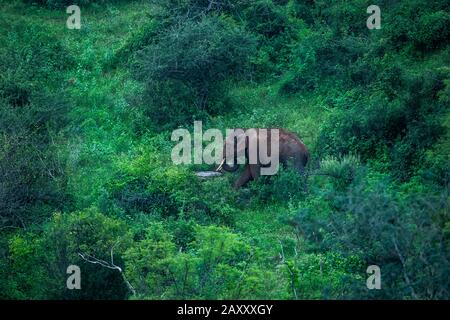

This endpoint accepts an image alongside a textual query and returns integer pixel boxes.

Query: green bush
[2,0,449,301]
[2,209,131,299]
[318,68,447,181]
[0,21,72,228]
[281,252,364,299]
[108,20,160,69]
[245,165,307,204]
[244,0,302,77]
[289,179,450,299]
[313,0,370,36]
[132,15,257,128]
[103,136,238,225]
[243,0,290,38]
[108,171,237,225]
[124,223,278,299]
[318,154,361,190]
[381,1,450,53]
[411,11,450,52]
[279,27,367,93]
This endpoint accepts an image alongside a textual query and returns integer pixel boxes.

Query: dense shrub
[133,15,257,128]
[243,0,290,38]
[103,136,238,225]
[246,165,307,203]
[2,0,449,301]
[279,27,367,93]
[2,210,131,299]
[313,0,370,36]
[107,19,161,68]
[280,251,364,299]
[244,0,301,77]
[0,21,72,228]
[124,223,280,299]
[108,172,237,225]
[317,68,447,181]
[382,1,450,53]
[317,154,361,190]
[289,179,450,299]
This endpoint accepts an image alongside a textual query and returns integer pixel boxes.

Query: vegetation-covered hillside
[0,0,449,299]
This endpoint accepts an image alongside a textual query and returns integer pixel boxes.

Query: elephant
[216,128,309,189]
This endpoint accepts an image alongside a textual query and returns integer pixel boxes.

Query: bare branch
[78,241,136,296]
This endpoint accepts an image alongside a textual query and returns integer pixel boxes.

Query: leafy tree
[124,223,279,299]
[318,68,447,181]
[3,209,131,299]
[290,178,450,299]
[133,15,257,128]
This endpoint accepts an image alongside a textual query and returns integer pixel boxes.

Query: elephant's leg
[234,165,253,189]
[249,164,261,180]
[293,155,306,174]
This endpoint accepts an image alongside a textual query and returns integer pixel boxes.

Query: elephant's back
[277,128,309,165]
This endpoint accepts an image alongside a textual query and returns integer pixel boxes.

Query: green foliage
[318,154,360,190]
[282,252,364,299]
[104,136,238,225]
[411,11,450,52]
[381,1,450,54]
[290,178,450,299]
[243,0,290,38]
[279,27,368,93]
[133,15,257,129]
[1,0,449,301]
[419,118,450,186]
[246,165,307,203]
[2,209,131,299]
[0,20,72,228]
[318,67,447,181]
[124,223,279,299]
[107,19,161,68]
[244,0,301,77]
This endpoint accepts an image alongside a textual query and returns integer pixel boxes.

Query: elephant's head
[216,128,250,173]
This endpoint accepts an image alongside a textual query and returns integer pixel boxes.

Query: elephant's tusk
[216,159,225,172]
